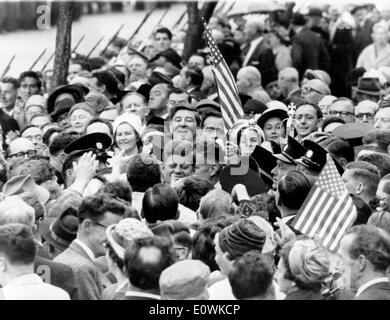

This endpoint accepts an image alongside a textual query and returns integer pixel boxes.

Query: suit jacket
[291,27,330,77]
[355,281,390,300]
[0,109,19,150]
[284,289,327,300]
[242,37,278,87]
[54,241,110,300]
[34,255,78,300]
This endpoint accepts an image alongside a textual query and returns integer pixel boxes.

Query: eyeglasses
[8,149,36,159]
[328,110,355,118]
[356,113,374,120]
[302,87,323,95]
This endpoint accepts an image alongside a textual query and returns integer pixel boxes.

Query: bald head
[279,67,299,82]
[244,17,266,41]
[237,66,262,94]
[9,138,35,156]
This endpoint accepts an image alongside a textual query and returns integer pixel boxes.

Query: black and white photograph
[0,0,390,306]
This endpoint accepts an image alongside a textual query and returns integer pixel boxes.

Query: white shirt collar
[356,277,389,297]
[74,239,95,260]
[125,290,160,299]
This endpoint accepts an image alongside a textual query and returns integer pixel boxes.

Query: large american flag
[291,157,357,251]
[202,18,244,129]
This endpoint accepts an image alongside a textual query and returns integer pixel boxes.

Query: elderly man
[236,66,271,104]
[338,225,390,300]
[6,137,36,170]
[355,100,378,124]
[127,56,148,88]
[301,79,330,106]
[201,66,218,101]
[278,67,301,103]
[241,17,277,87]
[374,107,390,130]
[328,98,355,123]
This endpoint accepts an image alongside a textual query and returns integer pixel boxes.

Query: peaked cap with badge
[273,136,307,165]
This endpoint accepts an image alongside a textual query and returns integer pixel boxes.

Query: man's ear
[357,254,367,273]
[339,158,348,169]
[81,219,92,235]
[356,182,365,195]
[317,117,324,130]
[208,164,218,177]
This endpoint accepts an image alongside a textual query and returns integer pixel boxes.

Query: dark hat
[47,84,89,114]
[250,146,277,186]
[219,164,267,197]
[273,135,307,165]
[39,207,79,251]
[150,48,182,70]
[127,45,149,61]
[307,7,323,17]
[346,67,366,86]
[50,98,75,121]
[148,70,173,87]
[64,132,112,154]
[256,108,288,129]
[195,99,221,112]
[351,5,367,14]
[243,99,268,115]
[353,77,386,96]
[295,140,328,172]
[331,122,375,147]
[218,219,266,260]
[292,13,307,26]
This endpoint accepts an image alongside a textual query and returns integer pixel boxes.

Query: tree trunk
[182,0,218,62]
[52,1,74,90]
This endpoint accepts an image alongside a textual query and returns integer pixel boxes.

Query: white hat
[24,95,47,111]
[112,112,143,137]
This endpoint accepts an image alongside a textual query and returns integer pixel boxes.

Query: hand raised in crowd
[73,151,99,182]
[274,217,296,246]
[225,141,240,164]
[5,130,20,146]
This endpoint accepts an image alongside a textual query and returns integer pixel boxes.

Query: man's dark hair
[296,102,323,119]
[320,137,354,163]
[363,130,390,153]
[345,160,380,176]
[0,223,36,265]
[142,183,179,223]
[92,70,119,96]
[345,224,390,272]
[277,170,314,210]
[77,193,128,224]
[18,71,42,90]
[98,180,133,206]
[154,27,172,40]
[168,104,202,127]
[174,175,214,212]
[1,76,19,89]
[124,236,175,290]
[185,66,204,87]
[169,87,188,96]
[43,127,63,147]
[357,152,390,178]
[108,67,126,86]
[126,154,162,192]
[49,131,81,156]
[201,109,223,128]
[228,250,275,300]
[192,216,240,272]
[70,59,91,72]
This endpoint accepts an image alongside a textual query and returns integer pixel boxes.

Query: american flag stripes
[291,157,357,251]
[202,18,244,129]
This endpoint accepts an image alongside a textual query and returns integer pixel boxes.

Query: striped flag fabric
[291,157,357,251]
[202,18,244,129]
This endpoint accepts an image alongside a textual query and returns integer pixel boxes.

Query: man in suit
[338,224,390,300]
[291,13,330,78]
[241,17,277,87]
[54,193,127,300]
[0,196,78,299]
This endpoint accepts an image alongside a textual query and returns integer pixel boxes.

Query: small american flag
[202,18,244,129]
[291,157,357,251]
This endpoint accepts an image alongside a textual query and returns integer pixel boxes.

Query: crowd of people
[1,2,390,300]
